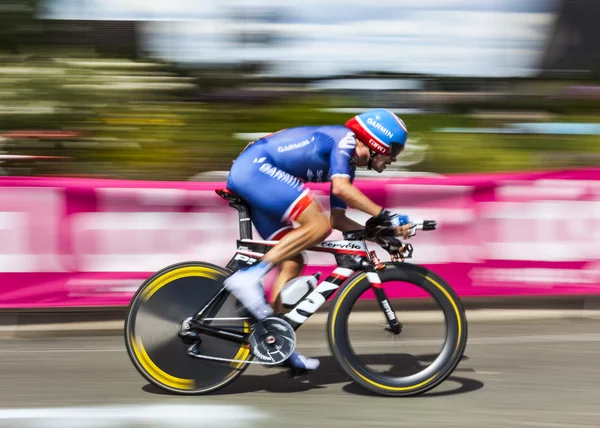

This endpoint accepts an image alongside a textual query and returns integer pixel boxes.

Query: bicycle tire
[124,261,253,395]
[327,262,468,397]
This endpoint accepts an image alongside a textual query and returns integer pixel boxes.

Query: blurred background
[0,0,599,180]
[0,2,600,426]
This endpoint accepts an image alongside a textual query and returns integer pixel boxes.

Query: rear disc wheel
[124,262,253,395]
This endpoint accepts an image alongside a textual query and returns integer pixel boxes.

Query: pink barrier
[0,167,599,308]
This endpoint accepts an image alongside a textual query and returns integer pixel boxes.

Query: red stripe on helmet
[345,117,388,155]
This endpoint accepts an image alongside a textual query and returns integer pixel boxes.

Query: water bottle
[280,272,320,308]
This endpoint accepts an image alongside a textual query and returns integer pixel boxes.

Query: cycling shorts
[226,145,321,240]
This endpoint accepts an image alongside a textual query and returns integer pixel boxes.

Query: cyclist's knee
[316,219,332,242]
[298,200,331,234]
[308,219,331,244]
[302,211,331,242]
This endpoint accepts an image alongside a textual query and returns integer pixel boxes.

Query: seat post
[230,202,253,240]
[215,188,253,240]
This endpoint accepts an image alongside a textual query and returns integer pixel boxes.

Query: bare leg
[262,202,331,266]
[224,200,329,320]
[224,200,327,374]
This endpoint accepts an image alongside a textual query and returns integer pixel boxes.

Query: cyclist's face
[371,154,396,173]
[371,145,404,173]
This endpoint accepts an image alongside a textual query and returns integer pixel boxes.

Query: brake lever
[390,243,414,262]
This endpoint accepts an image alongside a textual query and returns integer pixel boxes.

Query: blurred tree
[0,0,40,54]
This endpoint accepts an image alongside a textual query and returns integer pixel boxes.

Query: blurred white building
[44,0,558,78]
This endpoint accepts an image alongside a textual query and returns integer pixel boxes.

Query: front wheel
[124,261,252,395]
[327,262,468,397]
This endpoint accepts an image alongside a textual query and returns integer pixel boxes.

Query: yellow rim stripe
[141,266,222,302]
[230,321,251,369]
[131,334,195,390]
[330,270,464,392]
[424,274,462,352]
[133,265,255,393]
[329,273,366,348]
[348,360,438,391]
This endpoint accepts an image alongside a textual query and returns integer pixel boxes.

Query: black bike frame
[189,190,404,341]
[227,236,374,330]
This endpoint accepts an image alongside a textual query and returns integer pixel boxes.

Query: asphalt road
[1,317,600,427]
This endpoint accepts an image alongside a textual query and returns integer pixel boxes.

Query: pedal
[249,317,296,365]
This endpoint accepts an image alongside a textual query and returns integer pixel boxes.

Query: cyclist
[224,108,415,375]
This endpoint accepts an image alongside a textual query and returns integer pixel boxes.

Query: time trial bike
[124,188,468,397]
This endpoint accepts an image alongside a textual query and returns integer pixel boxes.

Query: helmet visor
[389,143,405,157]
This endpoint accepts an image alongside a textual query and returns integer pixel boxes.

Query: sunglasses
[389,143,405,157]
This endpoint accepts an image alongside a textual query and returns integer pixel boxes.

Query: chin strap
[367,150,377,170]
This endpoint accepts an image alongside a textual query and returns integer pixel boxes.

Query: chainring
[248,317,296,365]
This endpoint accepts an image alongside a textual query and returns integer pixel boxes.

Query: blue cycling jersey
[227,125,357,240]
[234,125,356,208]
[247,126,356,182]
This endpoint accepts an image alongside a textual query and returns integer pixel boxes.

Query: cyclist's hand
[397,223,417,239]
[365,209,411,238]
[374,235,404,254]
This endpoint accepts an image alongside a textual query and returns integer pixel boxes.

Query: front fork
[366,259,403,335]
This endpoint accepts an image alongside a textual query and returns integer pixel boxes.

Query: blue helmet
[345,109,408,156]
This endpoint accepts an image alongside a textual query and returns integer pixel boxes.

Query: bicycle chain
[186,346,280,366]
[183,317,295,366]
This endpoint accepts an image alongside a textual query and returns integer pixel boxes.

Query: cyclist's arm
[330,207,364,232]
[328,130,382,218]
[331,175,382,217]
